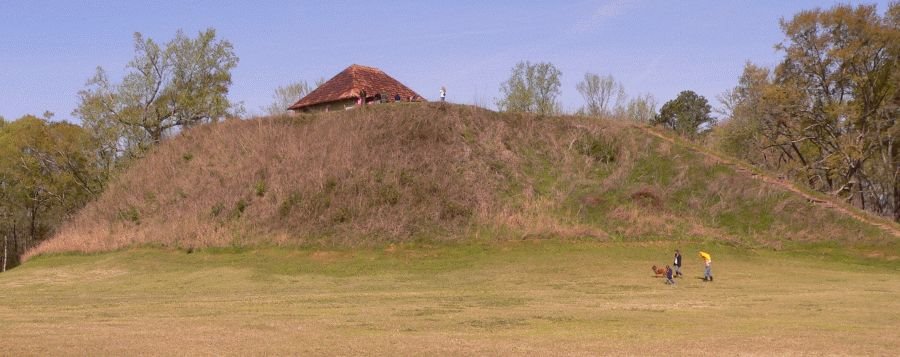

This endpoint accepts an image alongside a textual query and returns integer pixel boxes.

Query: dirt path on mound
[636,124,900,238]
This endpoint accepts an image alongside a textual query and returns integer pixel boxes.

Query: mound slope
[32,104,896,256]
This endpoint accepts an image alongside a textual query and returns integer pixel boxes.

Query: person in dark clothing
[394,93,402,102]
[673,249,683,278]
[665,265,675,285]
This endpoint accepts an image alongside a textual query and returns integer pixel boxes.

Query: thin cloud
[298,28,511,53]
[634,54,662,85]
[573,0,638,33]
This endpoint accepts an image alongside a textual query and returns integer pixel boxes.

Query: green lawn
[1,242,898,355]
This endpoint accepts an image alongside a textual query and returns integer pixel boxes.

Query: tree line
[493,3,898,222]
[495,60,663,123]
[0,28,320,270]
[0,29,239,270]
[494,61,713,136]
[712,3,898,220]
[0,114,105,269]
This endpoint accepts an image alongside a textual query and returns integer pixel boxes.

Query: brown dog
[651,265,665,277]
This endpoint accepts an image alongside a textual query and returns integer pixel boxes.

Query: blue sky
[0,0,892,121]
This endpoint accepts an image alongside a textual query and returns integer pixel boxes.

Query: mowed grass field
[1,241,898,355]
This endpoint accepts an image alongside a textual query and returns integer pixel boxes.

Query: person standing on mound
[699,251,713,281]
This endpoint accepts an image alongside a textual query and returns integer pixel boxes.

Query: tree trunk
[894,181,900,222]
[857,183,866,210]
[29,204,37,250]
[12,223,19,268]
[151,129,163,144]
[2,231,7,272]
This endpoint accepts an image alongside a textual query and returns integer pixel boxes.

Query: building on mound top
[287,64,425,113]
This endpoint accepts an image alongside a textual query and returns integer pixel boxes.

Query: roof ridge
[348,64,383,73]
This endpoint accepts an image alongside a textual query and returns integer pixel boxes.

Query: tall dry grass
[28,103,892,257]
[31,104,619,255]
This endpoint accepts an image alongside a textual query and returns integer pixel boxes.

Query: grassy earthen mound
[31,103,894,256]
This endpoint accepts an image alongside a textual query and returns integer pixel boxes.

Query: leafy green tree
[624,93,657,122]
[712,3,899,220]
[715,63,812,174]
[576,72,625,117]
[774,3,899,217]
[497,61,562,116]
[0,116,104,268]
[264,78,325,116]
[712,62,774,165]
[74,28,240,151]
[653,90,714,138]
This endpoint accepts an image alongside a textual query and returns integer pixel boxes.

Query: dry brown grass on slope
[642,125,900,238]
[29,104,895,259]
[31,104,621,255]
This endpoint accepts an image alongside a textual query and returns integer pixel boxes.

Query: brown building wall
[294,95,422,114]
[295,98,358,113]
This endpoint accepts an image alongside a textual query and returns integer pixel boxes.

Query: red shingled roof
[288,64,424,111]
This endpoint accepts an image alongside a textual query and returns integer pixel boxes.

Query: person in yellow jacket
[699,251,713,281]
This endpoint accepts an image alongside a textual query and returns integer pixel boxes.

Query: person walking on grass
[673,249,683,278]
[665,265,675,285]
[699,251,713,281]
